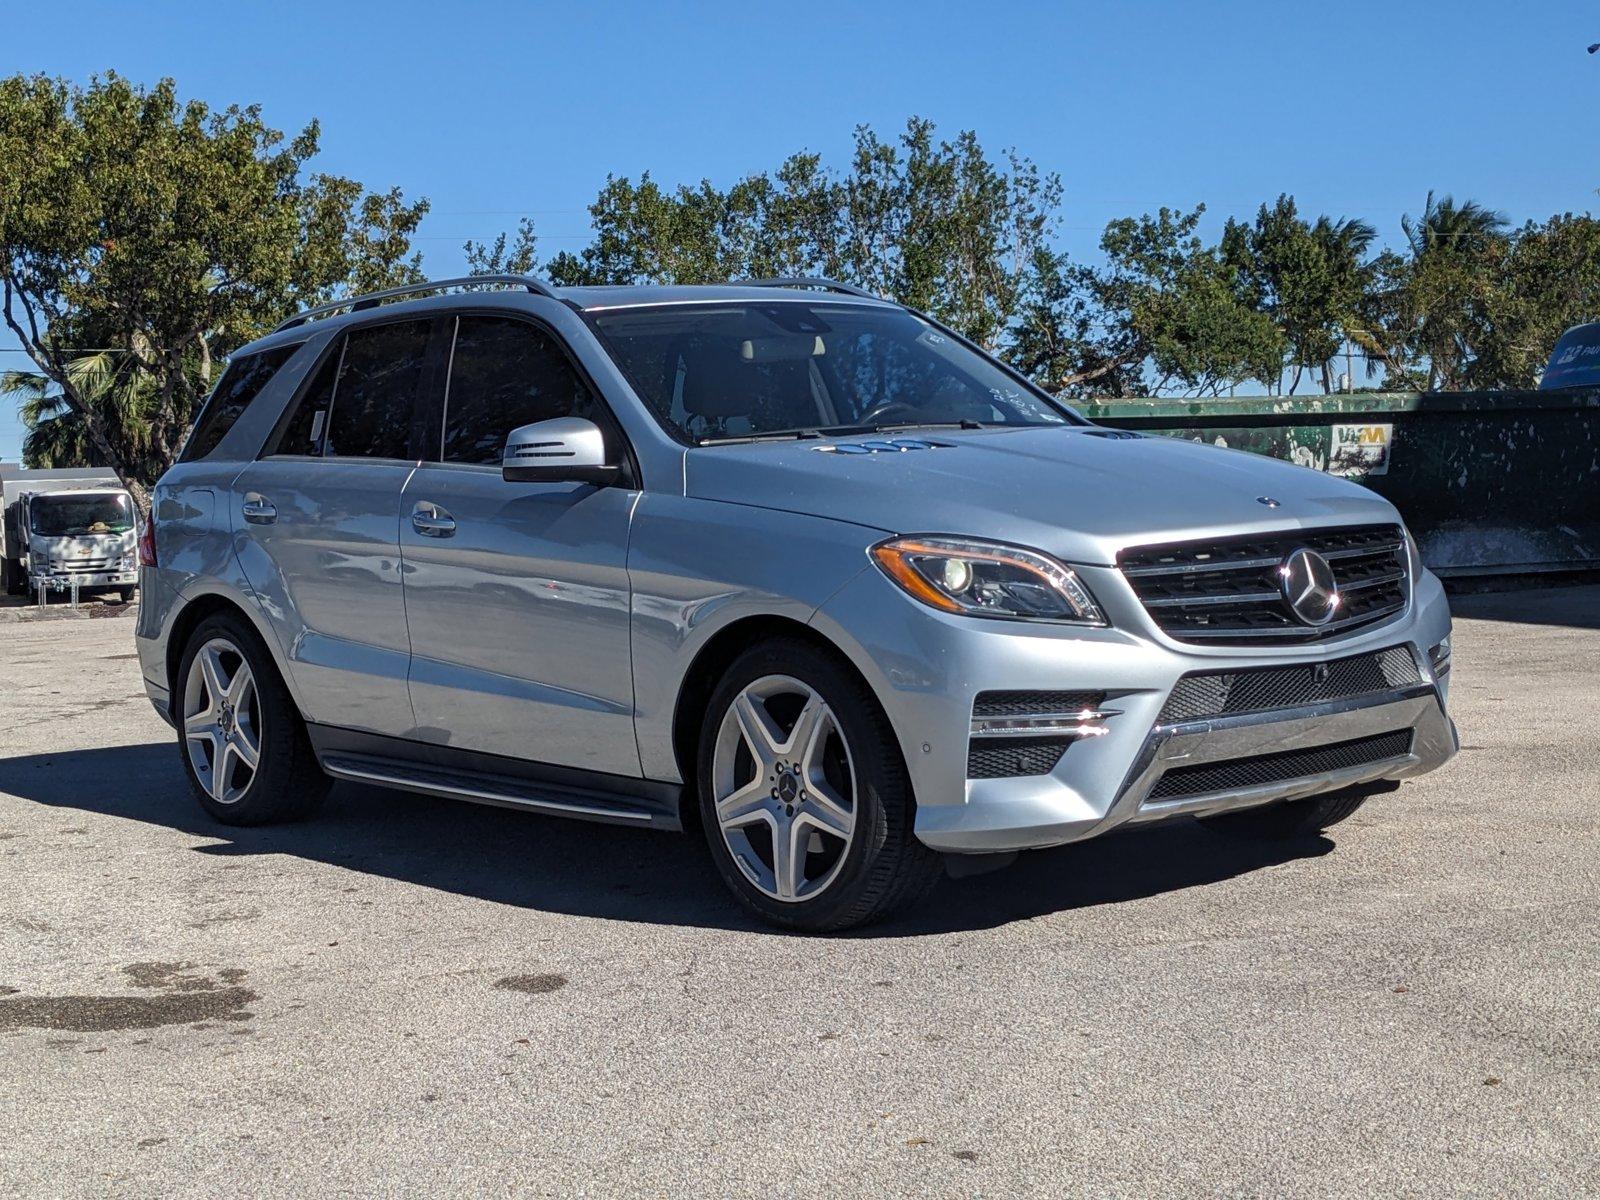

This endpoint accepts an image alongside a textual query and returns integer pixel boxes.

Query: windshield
[589,302,1077,443]
[28,493,134,538]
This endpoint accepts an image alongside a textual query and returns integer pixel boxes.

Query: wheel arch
[166,591,293,716]
[669,614,886,799]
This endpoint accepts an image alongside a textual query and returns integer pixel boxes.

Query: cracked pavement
[0,587,1596,1197]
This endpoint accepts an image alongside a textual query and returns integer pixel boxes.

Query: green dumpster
[1082,389,1600,577]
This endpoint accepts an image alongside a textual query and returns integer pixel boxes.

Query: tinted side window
[272,342,342,456]
[442,317,601,465]
[182,344,299,461]
[325,320,432,459]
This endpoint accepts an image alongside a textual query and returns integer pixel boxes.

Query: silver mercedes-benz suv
[135,275,1457,931]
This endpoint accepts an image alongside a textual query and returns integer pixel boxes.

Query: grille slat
[1120,524,1408,645]
[1158,646,1422,724]
[972,690,1104,718]
[1145,729,1414,801]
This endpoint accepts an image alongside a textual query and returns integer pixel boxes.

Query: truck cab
[14,485,139,601]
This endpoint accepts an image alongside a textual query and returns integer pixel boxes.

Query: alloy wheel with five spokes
[183,636,262,805]
[711,674,858,903]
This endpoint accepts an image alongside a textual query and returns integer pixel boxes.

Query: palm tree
[0,352,154,470]
[1401,193,1508,260]
[1351,194,1510,391]
[1311,216,1378,391]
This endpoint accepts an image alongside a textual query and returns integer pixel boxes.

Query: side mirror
[502,417,620,486]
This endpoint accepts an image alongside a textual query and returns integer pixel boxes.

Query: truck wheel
[696,638,943,932]
[115,588,134,605]
[176,613,328,825]
[1201,789,1373,840]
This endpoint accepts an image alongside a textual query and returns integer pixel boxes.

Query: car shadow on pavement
[0,741,1333,937]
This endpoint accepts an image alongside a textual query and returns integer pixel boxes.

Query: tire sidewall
[695,640,902,931]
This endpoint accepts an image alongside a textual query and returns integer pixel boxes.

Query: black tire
[1200,786,1377,840]
[696,638,943,932]
[175,612,328,826]
[115,588,135,605]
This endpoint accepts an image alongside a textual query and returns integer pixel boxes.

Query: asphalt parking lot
[1,588,1596,1198]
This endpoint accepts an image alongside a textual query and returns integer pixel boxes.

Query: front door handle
[241,493,277,524]
[411,501,456,537]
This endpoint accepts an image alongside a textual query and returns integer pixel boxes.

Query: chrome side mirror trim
[502,417,619,486]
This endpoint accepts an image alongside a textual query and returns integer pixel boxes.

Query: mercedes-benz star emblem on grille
[1278,548,1341,626]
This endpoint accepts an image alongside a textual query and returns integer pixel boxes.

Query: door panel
[400,462,640,774]
[231,457,415,734]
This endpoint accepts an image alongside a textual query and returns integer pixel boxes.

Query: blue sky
[3,0,1598,460]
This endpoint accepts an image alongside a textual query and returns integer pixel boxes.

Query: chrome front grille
[55,558,111,573]
[1158,646,1422,724]
[1120,525,1408,645]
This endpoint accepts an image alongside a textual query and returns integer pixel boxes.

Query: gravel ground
[0,589,1596,1198]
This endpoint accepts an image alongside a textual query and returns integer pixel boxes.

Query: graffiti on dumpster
[1173,424,1391,480]
[1328,423,1392,476]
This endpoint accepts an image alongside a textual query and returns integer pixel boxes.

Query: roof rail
[273,274,560,333]
[743,276,883,301]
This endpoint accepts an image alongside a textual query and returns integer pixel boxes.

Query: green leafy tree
[1100,206,1284,396]
[1358,193,1509,390]
[1222,196,1376,393]
[2,350,154,468]
[0,72,429,507]
[514,119,1062,355]
[465,216,539,276]
[1004,245,1144,397]
[1474,213,1600,387]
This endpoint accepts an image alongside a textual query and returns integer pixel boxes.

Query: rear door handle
[411,501,456,537]
[241,493,277,524]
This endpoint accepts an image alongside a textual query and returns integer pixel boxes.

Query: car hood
[683,426,1403,566]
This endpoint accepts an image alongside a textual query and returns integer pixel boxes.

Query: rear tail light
[137,512,158,568]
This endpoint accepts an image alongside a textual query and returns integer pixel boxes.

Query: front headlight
[871,535,1105,623]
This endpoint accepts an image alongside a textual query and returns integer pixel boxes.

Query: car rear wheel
[697,639,942,932]
[177,613,328,825]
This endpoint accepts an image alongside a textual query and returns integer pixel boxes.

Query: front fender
[628,495,886,782]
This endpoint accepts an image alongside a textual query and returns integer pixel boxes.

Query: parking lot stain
[0,965,256,1033]
[953,1150,980,1164]
[494,974,567,995]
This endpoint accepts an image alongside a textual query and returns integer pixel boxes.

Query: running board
[309,725,683,831]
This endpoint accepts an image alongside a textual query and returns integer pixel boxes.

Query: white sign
[1329,422,1392,476]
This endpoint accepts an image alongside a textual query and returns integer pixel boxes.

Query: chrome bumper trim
[1109,682,1457,826]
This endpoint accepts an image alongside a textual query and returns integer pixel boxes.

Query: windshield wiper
[697,429,825,446]
[865,419,987,433]
[696,418,987,446]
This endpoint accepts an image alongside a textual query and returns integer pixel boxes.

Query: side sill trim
[308,724,683,832]
[321,756,666,827]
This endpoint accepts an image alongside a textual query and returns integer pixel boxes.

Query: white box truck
[0,465,139,601]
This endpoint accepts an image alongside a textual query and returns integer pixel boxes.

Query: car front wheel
[696,639,942,932]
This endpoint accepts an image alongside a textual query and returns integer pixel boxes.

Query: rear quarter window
[181,344,301,461]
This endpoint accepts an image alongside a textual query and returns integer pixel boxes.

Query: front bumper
[30,571,138,592]
[916,680,1455,852]
[811,558,1457,855]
